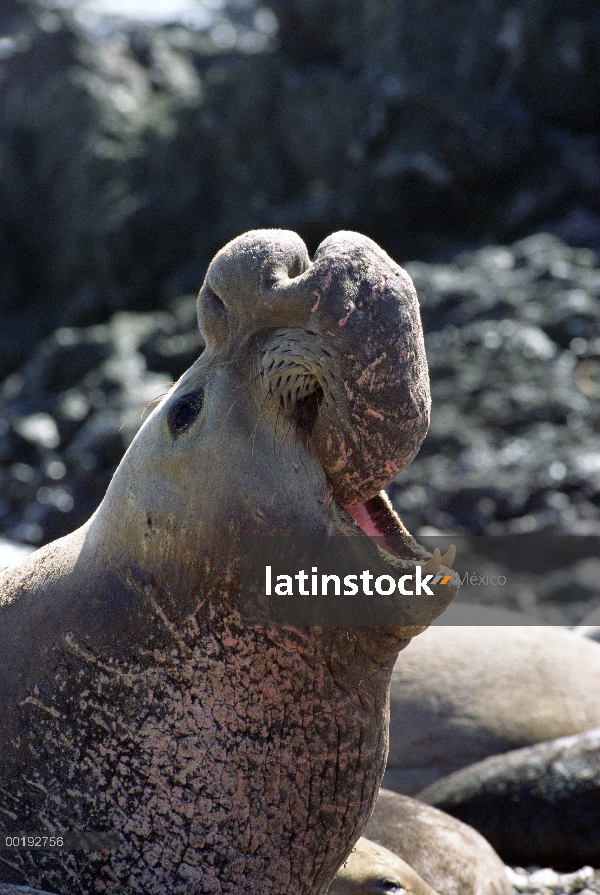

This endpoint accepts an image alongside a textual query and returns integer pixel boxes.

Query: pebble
[505,864,600,894]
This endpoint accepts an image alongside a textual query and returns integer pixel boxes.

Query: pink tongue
[345,503,384,537]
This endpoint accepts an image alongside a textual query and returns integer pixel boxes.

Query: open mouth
[343,491,456,575]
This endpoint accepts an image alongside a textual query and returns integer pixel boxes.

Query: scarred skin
[0,230,457,895]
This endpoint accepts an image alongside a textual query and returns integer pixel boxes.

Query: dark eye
[168,389,204,436]
[175,403,193,427]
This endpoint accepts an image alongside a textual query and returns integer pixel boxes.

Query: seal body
[0,541,412,894]
[419,727,600,871]
[0,231,457,895]
[330,837,440,895]
[384,621,600,794]
[364,789,512,895]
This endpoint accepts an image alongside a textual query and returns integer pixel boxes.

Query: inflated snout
[197,229,430,506]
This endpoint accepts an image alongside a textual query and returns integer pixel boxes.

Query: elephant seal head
[0,230,457,895]
[200,228,430,507]
[330,838,440,895]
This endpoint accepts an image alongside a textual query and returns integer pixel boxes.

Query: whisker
[218,392,244,434]
[251,389,272,458]
[119,386,173,431]
[279,409,295,456]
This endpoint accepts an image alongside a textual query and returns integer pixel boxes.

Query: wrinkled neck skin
[0,230,458,895]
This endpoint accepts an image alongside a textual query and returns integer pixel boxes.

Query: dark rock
[0,6,214,376]
[0,306,201,545]
[419,727,600,872]
[0,1,599,379]
[268,0,600,132]
[138,297,205,379]
[389,233,600,540]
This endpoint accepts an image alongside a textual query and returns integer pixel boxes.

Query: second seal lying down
[0,230,457,895]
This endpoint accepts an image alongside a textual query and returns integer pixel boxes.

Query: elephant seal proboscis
[364,789,512,895]
[384,619,600,794]
[0,230,458,895]
[330,837,440,895]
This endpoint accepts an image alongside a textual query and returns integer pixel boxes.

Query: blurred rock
[0,886,58,895]
[505,865,600,895]
[390,234,600,540]
[0,299,203,545]
[269,0,600,132]
[574,604,600,643]
[0,1,599,377]
[0,4,213,376]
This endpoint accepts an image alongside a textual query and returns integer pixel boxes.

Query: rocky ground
[0,294,200,544]
[508,866,600,894]
[1,0,600,376]
[395,232,600,539]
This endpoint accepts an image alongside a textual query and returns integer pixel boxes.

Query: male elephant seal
[0,230,457,895]
[363,789,511,895]
[384,619,600,794]
[330,838,439,895]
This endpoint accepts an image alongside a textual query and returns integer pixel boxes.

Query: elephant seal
[419,726,600,871]
[363,789,511,895]
[330,838,439,895]
[0,230,457,895]
[384,618,600,794]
